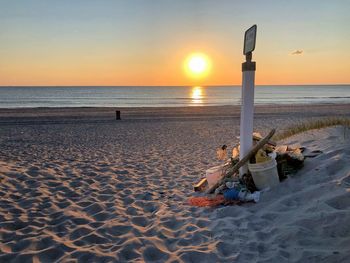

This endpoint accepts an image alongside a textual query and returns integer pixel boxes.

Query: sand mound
[212,126,350,262]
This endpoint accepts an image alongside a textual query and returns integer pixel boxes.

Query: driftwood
[206,129,276,194]
[253,133,276,147]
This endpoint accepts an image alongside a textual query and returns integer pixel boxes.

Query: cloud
[291,50,303,55]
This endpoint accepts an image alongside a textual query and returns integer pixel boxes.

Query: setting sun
[184,53,211,79]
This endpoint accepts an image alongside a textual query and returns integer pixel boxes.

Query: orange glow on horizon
[0,44,349,86]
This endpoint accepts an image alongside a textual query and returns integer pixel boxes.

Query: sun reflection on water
[190,86,204,105]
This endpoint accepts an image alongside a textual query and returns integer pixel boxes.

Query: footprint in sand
[117,245,140,261]
[25,166,40,177]
[326,194,350,210]
[143,246,169,262]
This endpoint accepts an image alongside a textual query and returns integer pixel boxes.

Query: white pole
[239,53,256,176]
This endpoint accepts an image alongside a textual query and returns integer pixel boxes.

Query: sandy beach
[0,104,350,262]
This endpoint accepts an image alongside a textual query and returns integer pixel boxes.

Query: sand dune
[212,126,350,262]
[0,105,349,262]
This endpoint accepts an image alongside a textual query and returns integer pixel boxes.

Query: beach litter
[190,128,307,207]
[188,195,227,207]
[248,158,279,190]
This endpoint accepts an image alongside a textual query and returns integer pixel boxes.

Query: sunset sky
[0,0,349,86]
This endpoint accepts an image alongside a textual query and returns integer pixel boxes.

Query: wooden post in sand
[116,110,121,120]
[239,25,257,177]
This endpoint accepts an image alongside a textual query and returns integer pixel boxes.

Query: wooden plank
[253,133,276,146]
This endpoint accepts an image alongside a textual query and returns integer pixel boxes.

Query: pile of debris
[190,129,307,207]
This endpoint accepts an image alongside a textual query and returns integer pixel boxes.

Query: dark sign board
[243,25,257,55]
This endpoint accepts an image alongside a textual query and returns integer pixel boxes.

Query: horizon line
[0,83,349,87]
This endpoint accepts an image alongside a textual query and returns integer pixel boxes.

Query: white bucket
[206,165,225,188]
[248,158,279,190]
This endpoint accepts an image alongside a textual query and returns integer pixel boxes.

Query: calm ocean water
[0,85,349,108]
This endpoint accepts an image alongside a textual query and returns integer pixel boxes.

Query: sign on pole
[239,25,257,177]
[243,25,257,55]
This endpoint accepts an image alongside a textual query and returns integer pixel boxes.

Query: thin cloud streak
[291,50,303,55]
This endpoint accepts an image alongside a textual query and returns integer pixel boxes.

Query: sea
[0,85,349,108]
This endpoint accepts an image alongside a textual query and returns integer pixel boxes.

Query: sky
[0,0,349,86]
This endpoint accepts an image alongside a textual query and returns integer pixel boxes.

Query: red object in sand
[188,195,226,207]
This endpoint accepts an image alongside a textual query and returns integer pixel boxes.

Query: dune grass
[273,117,350,141]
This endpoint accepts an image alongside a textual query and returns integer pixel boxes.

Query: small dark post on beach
[116,110,121,120]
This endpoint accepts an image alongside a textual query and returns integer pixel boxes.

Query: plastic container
[206,165,225,188]
[248,158,279,190]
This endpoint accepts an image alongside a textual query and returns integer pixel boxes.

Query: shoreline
[0,103,349,122]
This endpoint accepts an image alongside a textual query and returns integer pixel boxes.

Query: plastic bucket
[206,165,225,188]
[248,158,279,190]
